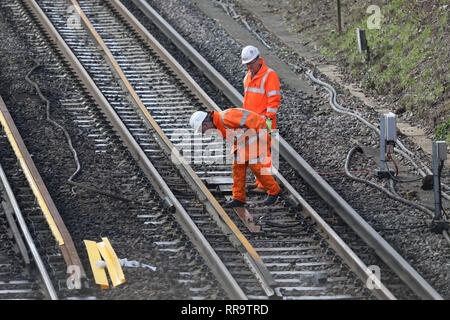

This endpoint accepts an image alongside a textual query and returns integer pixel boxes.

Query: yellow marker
[84,240,109,289]
[96,238,126,287]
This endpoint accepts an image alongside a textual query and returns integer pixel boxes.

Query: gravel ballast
[119,0,449,299]
[0,1,226,300]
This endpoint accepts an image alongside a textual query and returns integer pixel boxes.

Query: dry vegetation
[265,0,449,142]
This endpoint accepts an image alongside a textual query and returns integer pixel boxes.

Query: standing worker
[189,108,281,208]
[241,45,281,192]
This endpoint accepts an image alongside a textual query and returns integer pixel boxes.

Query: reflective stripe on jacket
[243,58,281,120]
[212,108,271,163]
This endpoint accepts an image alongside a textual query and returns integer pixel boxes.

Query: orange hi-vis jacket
[212,108,271,164]
[243,58,281,121]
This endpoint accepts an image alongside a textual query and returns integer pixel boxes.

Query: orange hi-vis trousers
[232,161,280,203]
[255,130,274,188]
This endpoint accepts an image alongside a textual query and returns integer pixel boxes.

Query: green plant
[435,119,450,143]
[321,47,335,59]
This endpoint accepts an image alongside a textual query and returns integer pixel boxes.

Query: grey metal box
[436,141,447,161]
[384,113,397,143]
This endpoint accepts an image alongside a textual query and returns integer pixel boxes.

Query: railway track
[0,163,49,300]
[1,0,442,299]
[0,97,75,300]
[1,1,231,300]
[121,0,446,300]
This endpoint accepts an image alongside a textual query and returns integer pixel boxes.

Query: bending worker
[241,45,281,192]
[189,108,281,208]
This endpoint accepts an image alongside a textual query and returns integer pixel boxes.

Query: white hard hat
[189,111,207,133]
[241,45,260,64]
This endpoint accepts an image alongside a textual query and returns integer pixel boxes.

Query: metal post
[432,141,446,221]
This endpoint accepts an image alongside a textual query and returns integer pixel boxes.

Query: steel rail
[24,0,247,300]
[130,0,243,108]
[0,161,58,300]
[129,0,443,300]
[273,171,395,300]
[0,96,86,283]
[0,166,30,266]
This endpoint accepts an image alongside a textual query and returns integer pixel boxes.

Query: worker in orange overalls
[189,108,281,208]
[241,45,281,193]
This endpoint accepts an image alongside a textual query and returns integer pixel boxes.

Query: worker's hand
[266,119,272,133]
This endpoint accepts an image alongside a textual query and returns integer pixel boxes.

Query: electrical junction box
[383,112,397,143]
[376,112,398,179]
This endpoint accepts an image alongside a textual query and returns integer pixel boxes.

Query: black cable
[375,224,428,232]
[25,59,132,203]
[385,161,423,182]
[263,227,305,235]
[264,221,302,228]
[386,167,423,183]
[440,205,449,220]
[345,146,435,216]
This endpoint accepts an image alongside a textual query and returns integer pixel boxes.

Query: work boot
[224,199,246,208]
[263,193,280,206]
[249,187,266,194]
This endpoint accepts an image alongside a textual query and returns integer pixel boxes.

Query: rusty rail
[0,96,86,282]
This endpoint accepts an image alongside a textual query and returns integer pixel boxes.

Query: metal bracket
[433,141,447,222]
[430,220,450,234]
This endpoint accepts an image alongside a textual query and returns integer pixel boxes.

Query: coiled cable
[346,146,449,245]
[306,70,450,200]
[345,146,435,217]
[25,58,131,202]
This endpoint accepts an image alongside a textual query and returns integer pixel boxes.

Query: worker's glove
[266,119,272,134]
